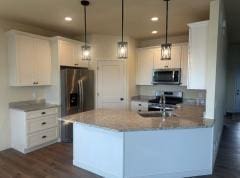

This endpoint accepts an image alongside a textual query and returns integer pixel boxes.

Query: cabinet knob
[42,135,47,139]
[120,98,124,101]
[41,122,46,125]
[164,65,168,68]
[74,64,78,66]
[41,112,46,115]
[138,104,142,106]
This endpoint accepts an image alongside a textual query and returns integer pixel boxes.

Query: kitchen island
[62,105,214,178]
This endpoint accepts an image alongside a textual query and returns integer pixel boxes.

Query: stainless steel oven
[152,68,181,85]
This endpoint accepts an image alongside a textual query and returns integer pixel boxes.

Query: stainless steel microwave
[152,68,181,85]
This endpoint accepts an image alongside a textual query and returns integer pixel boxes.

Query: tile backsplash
[137,85,206,100]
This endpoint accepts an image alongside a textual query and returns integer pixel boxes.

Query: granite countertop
[9,100,58,112]
[131,95,155,102]
[61,105,214,132]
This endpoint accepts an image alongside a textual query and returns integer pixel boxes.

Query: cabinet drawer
[27,115,58,134]
[27,127,58,148]
[26,108,58,119]
[131,101,149,112]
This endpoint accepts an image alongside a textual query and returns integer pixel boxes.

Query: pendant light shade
[161,0,172,60]
[81,0,91,61]
[117,0,128,59]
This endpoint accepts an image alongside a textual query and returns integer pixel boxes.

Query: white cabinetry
[136,48,154,85]
[187,21,209,90]
[10,107,59,154]
[136,44,188,86]
[131,101,148,112]
[58,38,88,68]
[7,30,51,86]
[153,45,182,69]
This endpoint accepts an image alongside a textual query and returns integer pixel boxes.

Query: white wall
[0,19,67,151]
[205,0,227,163]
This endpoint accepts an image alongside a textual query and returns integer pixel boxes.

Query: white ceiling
[0,0,211,40]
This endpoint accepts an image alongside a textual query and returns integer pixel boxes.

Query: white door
[16,35,35,85]
[35,38,51,85]
[97,60,126,109]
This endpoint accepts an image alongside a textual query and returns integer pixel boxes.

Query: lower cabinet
[131,101,148,112]
[10,107,59,154]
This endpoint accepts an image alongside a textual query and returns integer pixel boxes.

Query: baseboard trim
[73,160,212,178]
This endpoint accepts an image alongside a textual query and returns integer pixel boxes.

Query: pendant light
[117,0,128,59]
[161,0,172,60]
[81,0,91,61]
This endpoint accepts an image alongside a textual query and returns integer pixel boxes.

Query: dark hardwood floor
[0,116,240,178]
[196,115,240,178]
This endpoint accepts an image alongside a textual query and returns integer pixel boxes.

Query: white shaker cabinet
[153,45,182,69]
[180,44,189,86]
[7,30,52,86]
[131,101,148,112]
[187,21,209,90]
[10,107,59,154]
[58,38,88,68]
[136,48,154,85]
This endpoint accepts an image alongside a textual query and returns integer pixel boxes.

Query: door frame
[96,59,127,109]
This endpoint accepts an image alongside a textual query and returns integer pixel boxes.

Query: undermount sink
[139,111,177,118]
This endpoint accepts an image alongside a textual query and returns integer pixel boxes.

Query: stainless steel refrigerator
[60,67,94,142]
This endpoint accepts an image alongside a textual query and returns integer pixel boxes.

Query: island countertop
[61,105,214,132]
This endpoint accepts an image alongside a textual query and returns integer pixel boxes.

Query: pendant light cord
[165,0,169,44]
[84,5,87,47]
[121,0,124,42]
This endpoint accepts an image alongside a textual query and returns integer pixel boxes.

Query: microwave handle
[172,71,175,80]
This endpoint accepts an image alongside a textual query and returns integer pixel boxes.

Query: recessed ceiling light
[151,17,159,22]
[65,17,72,22]
[152,30,158,34]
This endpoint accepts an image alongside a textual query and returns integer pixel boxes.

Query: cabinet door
[35,38,51,85]
[74,43,89,68]
[180,44,188,86]
[136,48,154,85]
[169,46,181,68]
[188,21,208,90]
[153,47,170,69]
[59,40,75,66]
[16,35,35,85]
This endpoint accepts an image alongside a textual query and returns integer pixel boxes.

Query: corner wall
[205,0,228,163]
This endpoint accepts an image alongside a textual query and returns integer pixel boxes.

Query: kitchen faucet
[159,95,166,117]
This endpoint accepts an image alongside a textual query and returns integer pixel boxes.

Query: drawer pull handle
[138,104,142,106]
[42,136,47,139]
[41,112,46,115]
[41,122,46,125]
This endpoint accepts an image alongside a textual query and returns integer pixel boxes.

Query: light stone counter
[61,105,213,132]
[9,100,58,112]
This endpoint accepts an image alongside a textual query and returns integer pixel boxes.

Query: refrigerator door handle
[78,80,84,112]
[81,80,84,110]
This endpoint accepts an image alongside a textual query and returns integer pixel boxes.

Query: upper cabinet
[57,38,88,68]
[7,30,52,86]
[187,21,209,90]
[153,45,182,69]
[136,44,188,86]
[136,48,154,85]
